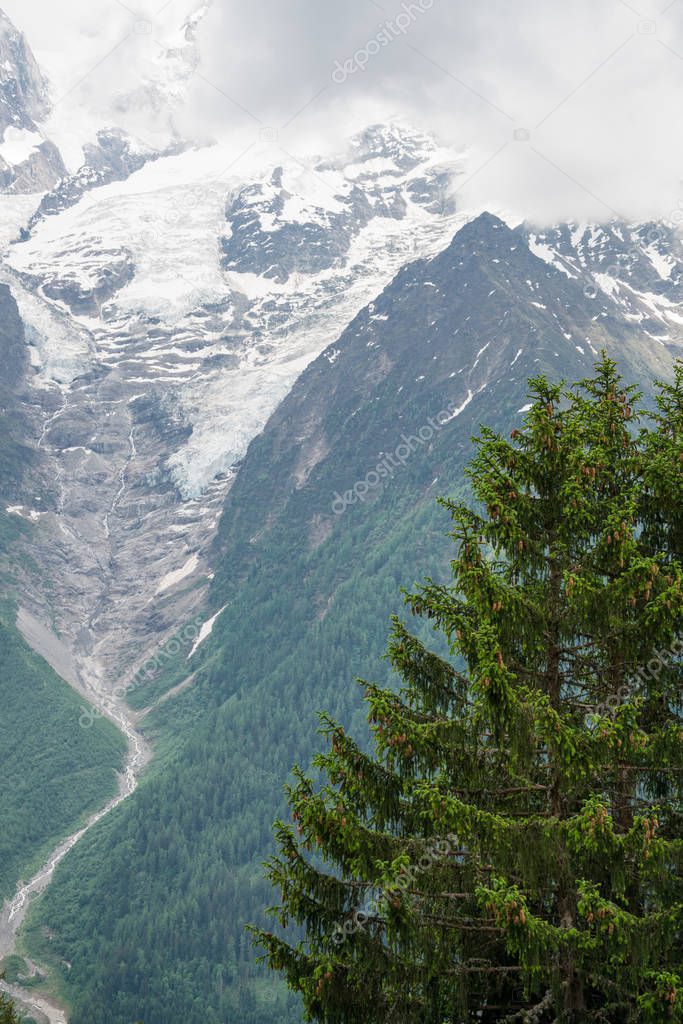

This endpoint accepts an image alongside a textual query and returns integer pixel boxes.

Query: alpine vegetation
[255,358,683,1023]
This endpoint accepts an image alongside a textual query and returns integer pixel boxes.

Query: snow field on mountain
[5,128,467,496]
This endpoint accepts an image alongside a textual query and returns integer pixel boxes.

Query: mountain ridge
[0,16,680,1015]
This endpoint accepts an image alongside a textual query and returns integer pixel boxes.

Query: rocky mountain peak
[349,122,435,168]
[0,8,66,193]
[0,7,50,132]
[445,210,516,250]
[220,129,462,282]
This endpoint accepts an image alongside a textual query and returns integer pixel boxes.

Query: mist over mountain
[4,0,683,219]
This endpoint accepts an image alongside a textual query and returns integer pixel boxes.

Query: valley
[8,209,682,1023]
[0,5,681,1021]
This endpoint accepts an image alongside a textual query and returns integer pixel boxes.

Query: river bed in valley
[0,621,152,1024]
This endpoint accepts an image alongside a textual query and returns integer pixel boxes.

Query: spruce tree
[642,361,683,562]
[0,989,20,1024]
[255,357,683,1023]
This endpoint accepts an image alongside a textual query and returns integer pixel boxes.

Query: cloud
[4,0,683,222]
[171,0,683,222]
[1,0,203,162]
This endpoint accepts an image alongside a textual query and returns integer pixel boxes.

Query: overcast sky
[4,0,683,222]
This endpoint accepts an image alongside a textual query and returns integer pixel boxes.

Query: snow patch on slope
[188,604,227,658]
[0,127,43,164]
[156,552,199,594]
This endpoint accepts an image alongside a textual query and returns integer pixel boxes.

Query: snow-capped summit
[330,122,440,171]
[221,124,464,283]
[522,220,683,345]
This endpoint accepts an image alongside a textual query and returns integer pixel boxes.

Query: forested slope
[24,215,678,1023]
[0,613,126,902]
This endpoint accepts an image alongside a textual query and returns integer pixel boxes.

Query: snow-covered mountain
[0,115,468,686]
[6,124,467,496]
[0,0,680,732]
[0,8,64,192]
[0,0,210,201]
[522,221,683,345]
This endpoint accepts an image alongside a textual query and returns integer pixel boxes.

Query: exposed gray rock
[0,9,66,194]
[220,125,461,282]
[40,251,135,316]
[0,138,66,194]
[221,168,374,282]
[0,8,50,134]
[29,129,185,227]
[518,220,683,342]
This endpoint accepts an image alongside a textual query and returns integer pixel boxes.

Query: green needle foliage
[254,357,683,1023]
[0,989,19,1024]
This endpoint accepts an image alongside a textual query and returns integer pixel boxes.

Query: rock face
[221,167,373,281]
[0,136,65,193]
[39,248,136,315]
[220,125,457,282]
[519,220,683,344]
[0,282,38,503]
[1,123,467,692]
[0,9,66,193]
[29,129,182,226]
[2,112,683,716]
[213,212,678,581]
[0,9,49,133]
